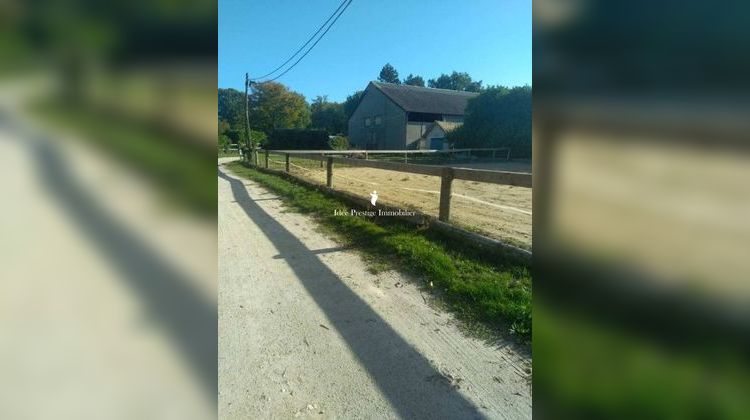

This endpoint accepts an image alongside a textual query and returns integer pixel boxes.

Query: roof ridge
[371,80,479,96]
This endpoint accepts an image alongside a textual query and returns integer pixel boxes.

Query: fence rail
[260,147,509,155]
[251,147,511,163]
[246,148,530,227]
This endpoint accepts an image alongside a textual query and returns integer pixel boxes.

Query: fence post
[264,150,269,168]
[320,153,324,168]
[254,149,259,166]
[438,167,454,222]
[285,153,290,172]
[365,150,368,160]
[326,157,333,188]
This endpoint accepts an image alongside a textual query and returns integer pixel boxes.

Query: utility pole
[244,73,251,161]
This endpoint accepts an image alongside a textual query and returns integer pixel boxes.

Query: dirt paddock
[266,155,532,249]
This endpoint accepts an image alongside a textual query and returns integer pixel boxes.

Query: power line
[253,0,354,84]
[250,0,350,81]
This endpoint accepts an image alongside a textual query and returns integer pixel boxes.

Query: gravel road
[218,161,531,419]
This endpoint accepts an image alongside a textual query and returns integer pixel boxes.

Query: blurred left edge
[0,1,218,419]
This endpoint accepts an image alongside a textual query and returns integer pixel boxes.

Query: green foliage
[39,101,216,217]
[249,130,267,148]
[250,82,311,133]
[448,85,531,158]
[223,127,243,144]
[310,95,347,135]
[218,134,231,151]
[218,88,246,129]
[428,71,482,92]
[218,119,231,136]
[328,135,349,150]
[535,300,750,419]
[378,63,400,84]
[226,162,532,340]
[266,129,329,150]
[404,74,425,87]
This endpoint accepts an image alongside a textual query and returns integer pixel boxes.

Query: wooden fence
[247,148,530,224]
[250,147,511,163]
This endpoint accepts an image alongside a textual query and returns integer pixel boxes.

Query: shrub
[328,135,349,150]
[448,86,531,159]
[266,129,330,150]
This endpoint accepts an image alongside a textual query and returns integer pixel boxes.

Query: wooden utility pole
[244,73,251,162]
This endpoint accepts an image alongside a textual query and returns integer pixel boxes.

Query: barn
[347,81,478,150]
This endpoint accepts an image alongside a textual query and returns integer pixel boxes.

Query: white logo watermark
[334,192,415,217]
[334,208,417,217]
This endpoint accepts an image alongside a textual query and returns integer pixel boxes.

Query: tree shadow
[219,168,484,419]
[2,115,217,402]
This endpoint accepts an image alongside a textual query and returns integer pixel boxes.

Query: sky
[219,0,531,102]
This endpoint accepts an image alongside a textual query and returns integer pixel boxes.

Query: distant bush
[266,129,330,150]
[250,130,267,148]
[448,86,531,159]
[328,135,349,150]
[218,134,231,151]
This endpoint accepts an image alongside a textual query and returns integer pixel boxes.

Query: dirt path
[218,162,531,419]
[0,90,215,419]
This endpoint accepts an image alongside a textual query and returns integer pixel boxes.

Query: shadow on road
[219,167,484,419]
[1,114,217,402]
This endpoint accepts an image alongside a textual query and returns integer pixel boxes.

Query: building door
[430,137,444,150]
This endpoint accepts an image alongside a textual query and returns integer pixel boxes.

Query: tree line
[377,63,482,92]
[219,63,529,157]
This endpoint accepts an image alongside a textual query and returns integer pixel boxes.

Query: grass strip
[35,101,216,217]
[227,161,531,342]
[535,300,750,418]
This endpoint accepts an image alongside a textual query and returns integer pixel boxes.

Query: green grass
[35,101,216,217]
[226,161,531,341]
[535,300,750,419]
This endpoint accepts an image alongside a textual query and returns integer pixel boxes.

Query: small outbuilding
[416,120,463,150]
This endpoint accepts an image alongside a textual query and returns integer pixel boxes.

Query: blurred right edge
[533,1,750,418]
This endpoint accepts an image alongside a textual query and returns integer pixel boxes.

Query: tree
[249,82,311,134]
[218,88,246,129]
[218,119,231,137]
[447,86,531,158]
[428,71,482,92]
[404,74,425,87]
[310,95,347,135]
[378,63,400,84]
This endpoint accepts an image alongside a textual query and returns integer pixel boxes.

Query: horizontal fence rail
[244,148,530,252]
[256,147,511,163]
[261,147,509,155]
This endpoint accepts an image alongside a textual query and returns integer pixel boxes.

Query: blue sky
[219,0,531,102]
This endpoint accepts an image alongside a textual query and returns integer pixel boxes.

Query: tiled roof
[370,81,478,115]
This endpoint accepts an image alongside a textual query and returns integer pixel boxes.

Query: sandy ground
[265,157,532,248]
[218,161,531,419]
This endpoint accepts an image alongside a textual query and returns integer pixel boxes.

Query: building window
[374,115,382,126]
[364,117,372,127]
